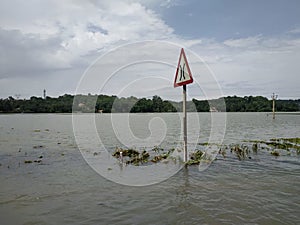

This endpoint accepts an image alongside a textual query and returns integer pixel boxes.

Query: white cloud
[0,0,299,100]
[0,28,71,77]
[189,35,300,99]
[223,35,262,48]
[0,0,174,79]
[288,27,300,34]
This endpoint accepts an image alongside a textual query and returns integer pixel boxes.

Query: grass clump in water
[112,147,177,166]
[270,151,280,157]
[186,150,204,165]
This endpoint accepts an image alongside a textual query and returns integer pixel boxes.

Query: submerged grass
[243,137,300,153]
[186,150,204,165]
[111,137,300,166]
[112,147,176,166]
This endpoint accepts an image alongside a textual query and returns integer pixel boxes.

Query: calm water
[0,113,299,224]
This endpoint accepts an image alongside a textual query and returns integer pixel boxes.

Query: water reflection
[175,168,191,210]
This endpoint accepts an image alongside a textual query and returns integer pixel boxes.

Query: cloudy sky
[0,0,299,100]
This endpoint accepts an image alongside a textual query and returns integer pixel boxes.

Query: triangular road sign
[174,48,193,87]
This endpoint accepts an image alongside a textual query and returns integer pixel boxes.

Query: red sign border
[174,48,194,87]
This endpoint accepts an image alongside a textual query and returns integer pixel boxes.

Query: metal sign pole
[272,98,275,119]
[272,93,277,120]
[183,84,187,162]
[173,48,193,164]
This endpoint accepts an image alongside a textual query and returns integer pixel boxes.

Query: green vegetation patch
[112,147,176,166]
[243,138,300,153]
[1,94,299,113]
[186,150,204,165]
[111,137,300,166]
[270,137,300,145]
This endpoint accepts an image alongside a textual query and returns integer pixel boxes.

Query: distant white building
[209,107,218,112]
[78,103,85,108]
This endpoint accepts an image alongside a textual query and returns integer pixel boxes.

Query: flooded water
[0,113,299,224]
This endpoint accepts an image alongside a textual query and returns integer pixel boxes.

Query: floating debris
[265,141,289,150]
[186,150,204,165]
[151,149,174,163]
[243,137,300,155]
[112,147,175,166]
[113,148,139,158]
[198,142,210,146]
[141,150,150,162]
[152,146,164,154]
[231,144,248,160]
[33,145,44,149]
[270,137,300,145]
[151,154,167,163]
[270,151,280,157]
[252,143,258,153]
[219,148,226,158]
[24,159,42,164]
[110,137,299,167]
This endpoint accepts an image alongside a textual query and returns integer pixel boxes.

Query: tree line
[0,94,299,113]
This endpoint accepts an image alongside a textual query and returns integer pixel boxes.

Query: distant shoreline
[269,112,300,115]
[0,112,299,115]
[0,94,299,113]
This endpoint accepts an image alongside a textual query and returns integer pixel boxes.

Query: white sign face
[174,48,193,87]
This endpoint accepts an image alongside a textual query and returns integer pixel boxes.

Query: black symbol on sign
[179,63,186,81]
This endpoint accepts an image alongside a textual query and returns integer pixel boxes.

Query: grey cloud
[0,28,69,78]
[87,23,108,35]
